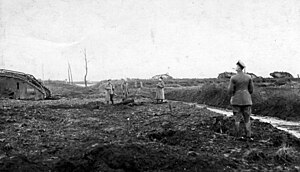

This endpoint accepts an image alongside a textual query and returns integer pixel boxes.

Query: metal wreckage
[0,69,51,100]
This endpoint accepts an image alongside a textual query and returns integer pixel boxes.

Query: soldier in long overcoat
[105,79,115,104]
[228,60,254,140]
[155,77,165,103]
[121,79,129,101]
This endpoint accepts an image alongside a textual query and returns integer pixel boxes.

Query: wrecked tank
[217,72,236,79]
[270,71,294,78]
[0,69,51,100]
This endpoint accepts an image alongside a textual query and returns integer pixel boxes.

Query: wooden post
[135,81,137,88]
[140,81,143,88]
[168,103,173,113]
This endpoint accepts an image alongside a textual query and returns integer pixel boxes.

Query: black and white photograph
[1,0,300,171]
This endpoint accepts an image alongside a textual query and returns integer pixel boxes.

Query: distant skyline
[1,0,300,81]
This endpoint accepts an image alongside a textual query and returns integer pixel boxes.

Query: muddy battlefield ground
[0,80,300,171]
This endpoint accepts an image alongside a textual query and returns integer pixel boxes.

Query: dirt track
[1,93,300,171]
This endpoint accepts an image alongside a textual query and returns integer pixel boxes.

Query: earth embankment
[165,83,300,121]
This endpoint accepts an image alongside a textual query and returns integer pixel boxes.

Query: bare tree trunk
[68,62,73,85]
[69,63,73,84]
[84,48,88,87]
[67,62,71,84]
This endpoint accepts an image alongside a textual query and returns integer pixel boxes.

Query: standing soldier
[228,60,254,141]
[155,76,165,104]
[121,79,129,101]
[105,79,115,104]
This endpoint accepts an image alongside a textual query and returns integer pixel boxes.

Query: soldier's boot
[234,122,241,138]
[245,122,254,141]
[245,122,252,138]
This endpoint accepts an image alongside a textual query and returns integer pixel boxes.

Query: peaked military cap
[236,60,245,69]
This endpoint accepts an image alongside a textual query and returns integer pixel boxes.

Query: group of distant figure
[104,79,130,105]
[104,77,166,105]
[103,60,254,141]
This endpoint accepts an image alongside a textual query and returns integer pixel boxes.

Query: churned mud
[0,82,300,171]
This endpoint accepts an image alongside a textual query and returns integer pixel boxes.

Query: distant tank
[0,69,51,100]
[270,71,293,78]
[217,72,236,79]
[247,72,258,79]
[218,72,258,79]
[152,73,173,80]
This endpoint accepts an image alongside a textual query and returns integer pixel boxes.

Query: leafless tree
[67,62,73,84]
[83,48,88,87]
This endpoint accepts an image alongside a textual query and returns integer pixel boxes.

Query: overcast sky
[1,0,300,81]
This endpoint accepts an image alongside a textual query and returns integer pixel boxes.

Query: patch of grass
[165,83,231,109]
[252,89,300,121]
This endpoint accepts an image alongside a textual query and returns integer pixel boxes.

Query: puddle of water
[251,116,300,138]
[207,108,233,117]
[75,83,96,87]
